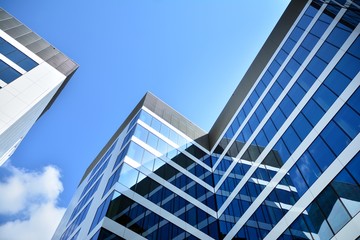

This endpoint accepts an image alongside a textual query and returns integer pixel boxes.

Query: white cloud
[0,164,66,240]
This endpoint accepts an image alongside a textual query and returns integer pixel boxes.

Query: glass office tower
[0,8,78,165]
[53,0,360,239]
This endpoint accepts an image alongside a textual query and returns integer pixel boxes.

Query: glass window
[308,137,335,172]
[262,93,275,111]
[293,46,310,64]
[336,53,360,79]
[316,186,351,233]
[159,124,170,138]
[150,117,161,132]
[331,169,360,217]
[0,37,38,72]
[288,82,305,105]
[302,99,324,126]
[347,88,360,114]
[304,202,334,239]
[0,60,21,83]
[139,110,152,125]
[282,38,297,54]
[118,163,139,188]
[127,142,144,162]
[275,49,288,65]
[134,125,148,142]
[297,14,313,31]
[271,108,286,130]
[301,34,319,51]
[316,41,338,63]
[313,85,337,111]
[327,22,351,48]
[323,69,350,96]
[288,166,308,196]
[296,151,321,187]
[263,119,277,142]
[321,121,351,155]
[346,153,360,185]
[348,36,360,57]
[261,70,274,86]
[292,113,312,140]
[297,69,316,92]
[334,104,360,139]
[281,126,301,155]
[273,139,290,164]
[306,56,327,77]
[309,16,330,38]
[285,59,301,77]
[277,71,292,89]
[146,132,158,149]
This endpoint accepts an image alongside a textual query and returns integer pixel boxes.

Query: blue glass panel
[118,163,139,188]
[292,113,312,140]
[263,119,277,142]
[336,53,360,79]
[304,202,334,239]
[139,110,152,125]
[297,13,313,31]
[262,93,275,111]
[309,15,331,38]
[293,46,310,63]
[261,70,273,86]
[0,60,8,72]
[273,139,290,163]
[282,38,296,54]
[316,41,338,63]
[296,151,321,187]
[279,95,295,117]
[275,49,288,65]
[334,104,360,139]
[150,117,161,132]
[301,34,319,51]
[321,121,351,155]
[256,103,267,120]
[285,59,301,77]
[316,186,351,233]
[302,99,324,126]
[271,108,286,130]
[288,82,306,105]
[313,84,337,111]
[308,137,335,172]
[0,60,21,83]
[346,153,360,185]
[288,166,308,196]
[249,91,259,107]
[277,71,291,89]
[347,88,360,114]
[326,23,351,48]
[282,126,301,155]
[297,69,316,91]
[348,36,360,57]
[6,50,26,63]
[331,168,360,217]
[0,41,15,55]
[306,56,327,77]
[323,69,350,96]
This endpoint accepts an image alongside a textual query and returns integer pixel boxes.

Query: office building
[0,8,78,165]
[53,0,360,239]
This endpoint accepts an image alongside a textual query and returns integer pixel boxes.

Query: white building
[0,8,78,165]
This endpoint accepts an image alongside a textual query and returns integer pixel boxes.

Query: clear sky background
[0,1,289,239]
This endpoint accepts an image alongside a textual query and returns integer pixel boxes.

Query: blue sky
[0,1,289,239]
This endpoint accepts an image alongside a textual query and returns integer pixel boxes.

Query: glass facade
[54,1,360,239]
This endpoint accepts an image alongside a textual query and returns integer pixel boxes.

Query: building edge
[208,0,307,148]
